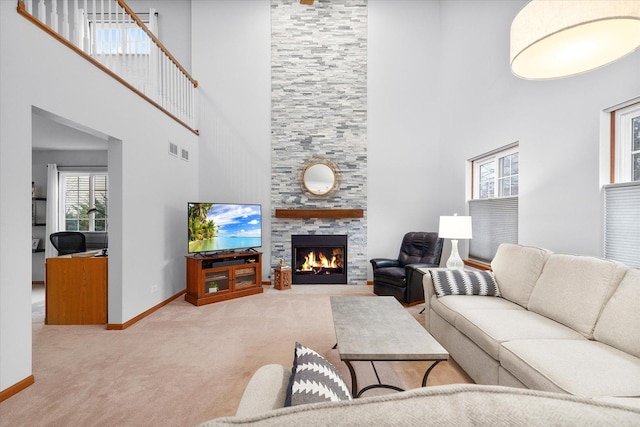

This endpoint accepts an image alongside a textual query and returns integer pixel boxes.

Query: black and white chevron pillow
[285,342,352,406]
[431,270,501,297]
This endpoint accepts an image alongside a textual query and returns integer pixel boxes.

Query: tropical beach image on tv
[188,203,262,254]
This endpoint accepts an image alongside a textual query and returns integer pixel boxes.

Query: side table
[273,267,291,290]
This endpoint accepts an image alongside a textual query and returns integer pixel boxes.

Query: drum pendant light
[510,1,640,80]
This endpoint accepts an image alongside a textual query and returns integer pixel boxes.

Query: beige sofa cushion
[430,294,524,326]
[528,254,627,339]
[202,384,640,426]
[491,243,550,308]
[454,309,585,359]
[594,268,640,358]
[500,340,640,398]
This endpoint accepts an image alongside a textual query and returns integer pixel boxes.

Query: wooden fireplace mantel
[275,208,364,219]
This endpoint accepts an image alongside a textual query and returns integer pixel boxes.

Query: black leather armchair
[370,232,443,305]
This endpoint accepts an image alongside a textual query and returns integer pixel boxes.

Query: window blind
[468,197,518,263]
[604,182,640,268]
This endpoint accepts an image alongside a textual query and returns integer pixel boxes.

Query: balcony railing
[17,0,198,134]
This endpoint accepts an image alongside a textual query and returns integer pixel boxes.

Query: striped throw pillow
[285,342,352,406]
[431,270,501,297]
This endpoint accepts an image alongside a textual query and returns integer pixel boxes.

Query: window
[613,102,640,183]
[604,100,640,267]
[473,145,519,199]
[89,13,155,56]
[468,144,519,263]
[59,171,108,232]
[92,23,151,55]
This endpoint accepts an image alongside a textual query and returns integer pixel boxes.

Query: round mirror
[302,161,339,196]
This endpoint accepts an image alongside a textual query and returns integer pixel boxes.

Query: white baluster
[62,0,70,40]
[82,0,88,51]
[183,76,188,122]
[91,0,97,56]
[188,78,192,123]
[99,0,105,60]
[170,60,176,114]
[127,13,133,87]
[114,1,121,76]
[178,70,183,119]
[72,0,79,46]
[51,0,59,32]
[133,23,139,89]
[25,0,33,15]
[38,0,46,24]
[106,0,112,70]
[163,54,167,108]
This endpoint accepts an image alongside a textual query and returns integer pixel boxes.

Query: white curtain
[45,164,59,259]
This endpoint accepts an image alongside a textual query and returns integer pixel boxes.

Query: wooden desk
[45,255,107,325]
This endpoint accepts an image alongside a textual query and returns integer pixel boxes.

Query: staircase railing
[17,0,198,134]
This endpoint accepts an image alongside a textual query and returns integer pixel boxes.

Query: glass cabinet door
[234,266,257,290]
[204,270,229,294]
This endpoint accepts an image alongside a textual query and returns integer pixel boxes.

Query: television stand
[185,251,263,306]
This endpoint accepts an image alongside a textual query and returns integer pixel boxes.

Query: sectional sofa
[422,243,640,408]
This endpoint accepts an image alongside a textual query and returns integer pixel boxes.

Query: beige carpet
[2,285,472,426]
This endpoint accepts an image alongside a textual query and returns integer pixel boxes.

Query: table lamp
[87,208,108,257]
[439,214,472,270]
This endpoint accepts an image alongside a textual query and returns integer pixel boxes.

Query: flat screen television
[188,202,262,254]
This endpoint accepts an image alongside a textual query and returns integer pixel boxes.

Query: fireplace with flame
[291,234,347,284]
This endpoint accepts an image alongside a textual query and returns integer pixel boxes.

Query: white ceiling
[32,108,110,151]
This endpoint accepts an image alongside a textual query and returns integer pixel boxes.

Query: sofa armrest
[235,364,291,417]
[420,268,447,331]
[370,258,400,270]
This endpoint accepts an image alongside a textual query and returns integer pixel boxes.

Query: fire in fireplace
[291,234,347,284]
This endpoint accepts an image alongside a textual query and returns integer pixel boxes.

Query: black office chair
[49,232,86,255]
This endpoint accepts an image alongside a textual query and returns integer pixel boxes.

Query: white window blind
[604,182,640,268]
[59,171,108,232]
[468,197,518,263]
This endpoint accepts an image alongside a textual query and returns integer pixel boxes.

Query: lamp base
[446,239,464,270]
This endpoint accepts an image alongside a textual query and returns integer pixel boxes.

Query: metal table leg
[421,360,442,387]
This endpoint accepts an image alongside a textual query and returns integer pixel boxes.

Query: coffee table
[330,296,449,397]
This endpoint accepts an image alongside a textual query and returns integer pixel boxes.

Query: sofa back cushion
[491,243,550,308]
[593,269,640,358]
[528,254,627,339]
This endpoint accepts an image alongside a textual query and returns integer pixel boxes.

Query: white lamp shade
[510,0,640,80]
[439,216,472,240]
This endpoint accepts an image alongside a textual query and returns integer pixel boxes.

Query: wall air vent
[169,141,178,156]
[181,149,189,161]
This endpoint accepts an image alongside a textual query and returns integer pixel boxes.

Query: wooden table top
[330,296,449,362]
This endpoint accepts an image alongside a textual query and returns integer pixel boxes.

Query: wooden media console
[185,251,263,306]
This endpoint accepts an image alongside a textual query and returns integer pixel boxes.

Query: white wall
[438,0,640,257]
[367,0,444,269]
[191,0,272,279]
[0,1,198,393]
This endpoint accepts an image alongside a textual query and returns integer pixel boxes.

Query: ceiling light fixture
[510,0,640,80]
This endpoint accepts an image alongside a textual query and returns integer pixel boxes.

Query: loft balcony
[17,0,198,134]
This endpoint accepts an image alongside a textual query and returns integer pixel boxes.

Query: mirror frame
[300,158,341,197]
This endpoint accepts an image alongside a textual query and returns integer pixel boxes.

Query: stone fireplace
[291,234,347,284]
[270,0,367,285]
